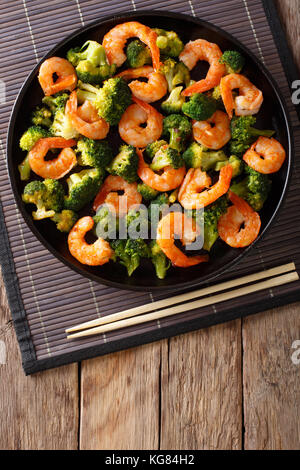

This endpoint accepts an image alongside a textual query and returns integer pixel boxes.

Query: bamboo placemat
[0,0,299,374]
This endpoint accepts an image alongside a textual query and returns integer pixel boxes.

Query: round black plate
[7,11,292,291]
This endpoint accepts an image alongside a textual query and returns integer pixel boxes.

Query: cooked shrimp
[218,191,261,248]
[119,96,163,147]
[103,21,160,71]
[38,57,77,96]
[28,137,76,179]
[192,110,231,150]
[66,91,110,140]
[180,39,226,96]
[137,148,186,192]
[93,175,142,215]
[157,212,209,267]
[178,165,233,209]
[243,136,286,174]
[116,66,167,103]
[68,216,113,266]
[220,73,263,119]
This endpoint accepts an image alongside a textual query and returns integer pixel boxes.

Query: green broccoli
[93,204,118,239]
[19,126,51,151]
[137,183,159,201]
[149,240,171,279]
[126,207,149,238]
[211,85,222,102]
[230,165,271,211]
[50,104,79,140]
[107,145,138,183]
[160,58,190,92]
[215,155,244,178]
[22,179,64,220]
[150,146,184,171]
[145,140,168,160]
[148,193,170,223]
[64,168,104,211]
[76,137,114,169]
[31,106,52,128]
[182,93,217,121]
[229,116,275,156]
[126,39,151,68]
[161,86,185,114]
[154,28,184,58]
[203,196,228,251]
[162,114,192,152]
[18,155,31,181]
[51,210,78,232]
[219,50,245,74]
[183,142,228,171]
[76,78,132,125]
[67,40,116,84]
[42,92,69,113]
[110,238,150,276]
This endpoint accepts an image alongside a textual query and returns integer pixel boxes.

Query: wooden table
[0,0,299,451]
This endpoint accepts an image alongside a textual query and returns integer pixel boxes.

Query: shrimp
[220,73,263,119]
[192,110,231,150]
[103,21,160,71]
[157,212,209,267]
[68,216,113,266]
[178,165,233,209]
[243,136,286,174]
[65,91,110,140]
[28,137,77,179]
[218,191,261,248]
[180,39,226,96]
[118,96,163,147]
[116,66,167,103]
[38,57,77,96]
[137,148,186,191]
[93,175,142,215]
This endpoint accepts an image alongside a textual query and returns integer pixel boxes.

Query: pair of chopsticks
[66,262,298,340]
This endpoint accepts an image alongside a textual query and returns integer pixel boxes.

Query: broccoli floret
[160,58,190,92]
[76,137,113,169]
[67,40,116,84]
[22,179,64,220]
[163,114,192,152]
[110,238,150,276]
[229,116,275,156]
[126,39,151,68]
[149,240,171,279]
[126,207,149,238]
[148,193,170,222]
[150,146,183,171]
[77,78,132,125]
[50,106,79,140]
[182,93,217,121]
[183,142,228,171]
[229,139,251,156]
[93,204,118,239]
[230,165,271,211]
[212,85,222,102]
[137,183,159,201]
[51,210,78,232]
[42,92,69,113]
[145,140,168,160]
[19,126,51,151]
[18,155,31,181]
[154,28,184,58]
[107,145,138,183]
[215,155,243,178]
[31,106,52,128]
[64,168,104,211]
[203,196,229,251]
[219,50,245,74]
[161,86,185,114]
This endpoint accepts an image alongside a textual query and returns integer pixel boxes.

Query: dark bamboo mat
[0,0,299,374]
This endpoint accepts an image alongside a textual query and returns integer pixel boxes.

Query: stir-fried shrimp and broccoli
[19,21,286,278]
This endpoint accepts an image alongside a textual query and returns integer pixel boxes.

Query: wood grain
[160,321,242,450]
[80,342,161,450]
[276,0,300,71]
[243,303,300,450]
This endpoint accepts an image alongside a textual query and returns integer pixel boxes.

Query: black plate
[7,11,292,291]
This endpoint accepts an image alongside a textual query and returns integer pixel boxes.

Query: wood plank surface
[276,0,300,71]
[243,303,300,450]
[160,321,242,450]
[80,343,161,450]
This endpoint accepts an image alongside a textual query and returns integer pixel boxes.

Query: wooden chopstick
[66,262,295,334]
[66,269,298,339]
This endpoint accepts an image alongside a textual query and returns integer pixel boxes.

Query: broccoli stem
[169,129,181,151]
[18,155,31,181]
[249,128,275,138]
